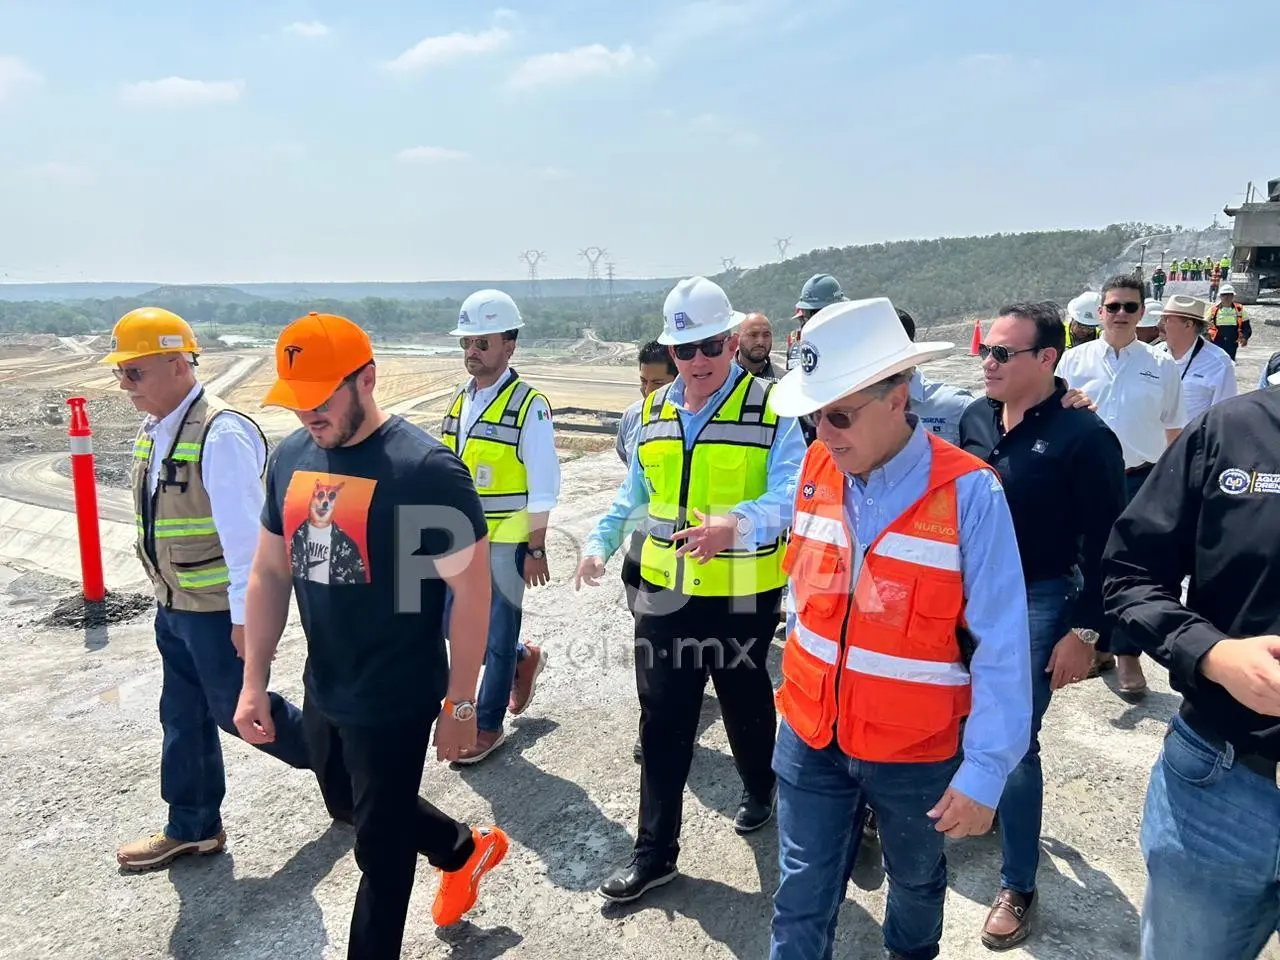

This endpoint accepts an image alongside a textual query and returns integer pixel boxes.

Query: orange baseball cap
[262,312,374,410]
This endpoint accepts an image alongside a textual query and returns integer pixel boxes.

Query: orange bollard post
[66,397,106,603]
[969,318,983,356]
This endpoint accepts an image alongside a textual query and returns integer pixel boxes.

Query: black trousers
[303,697,475,960]
[632,584,782,863]
[1216,325,1239,360]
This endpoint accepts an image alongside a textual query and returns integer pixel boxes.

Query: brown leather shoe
[453,728,505,765]
[981,888,1033,950]
[116,830,226,872]
[508,644,547,716]
[1116,655,1148,701]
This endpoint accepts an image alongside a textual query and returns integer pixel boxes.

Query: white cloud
[0,55,42,103]
[507,44,651,90]
[385,28,511,72]
[396,146,469,163]
[284,21,331,38]
[22,161,93,185]
[120,77,246,107]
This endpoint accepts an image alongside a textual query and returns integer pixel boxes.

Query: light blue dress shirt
[789,417,1031,809]
[910,369,977,447]
[585,362,805,562]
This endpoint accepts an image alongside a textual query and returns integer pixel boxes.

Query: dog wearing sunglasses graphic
[289,479,369,584]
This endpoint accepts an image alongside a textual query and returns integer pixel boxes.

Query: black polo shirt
[959,378,1128,631]
[1103,388,1280,759]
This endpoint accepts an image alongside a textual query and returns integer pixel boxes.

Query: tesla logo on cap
[284,345,303,368]
[800,342,819,374]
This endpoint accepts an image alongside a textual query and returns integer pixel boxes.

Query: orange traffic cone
[969,318,983,356]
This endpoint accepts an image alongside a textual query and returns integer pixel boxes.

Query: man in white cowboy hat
[766,296,1031,960]
[1156,295,1237,421]
[575,275,806,904]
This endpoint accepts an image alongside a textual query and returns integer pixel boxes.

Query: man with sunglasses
[102,307,312,872]
[768,296,1031,960]
[959,302,1127,949]
[575,276,805,903]
[1056,275,1188,699]
[437,289,559,764]
[236,312,508,956]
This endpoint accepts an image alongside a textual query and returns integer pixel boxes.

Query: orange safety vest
[777,433,993,763]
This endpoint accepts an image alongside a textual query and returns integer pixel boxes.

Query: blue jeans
[997,574,1077,894]
[1139,714,1280,959]
[155,606,309,842]
[444,541,528,733]
[770,719,960,960]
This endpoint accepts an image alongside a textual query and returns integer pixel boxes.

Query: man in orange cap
[234,312,508,957]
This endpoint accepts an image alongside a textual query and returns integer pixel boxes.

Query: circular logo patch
[799,342,819,375]
[802,481,816,499]
[1218,468,1250,495]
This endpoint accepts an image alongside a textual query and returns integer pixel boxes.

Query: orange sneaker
[432,826,509,926]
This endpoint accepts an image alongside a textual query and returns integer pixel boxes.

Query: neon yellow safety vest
[441,372,546,544]
[635,371,786,597]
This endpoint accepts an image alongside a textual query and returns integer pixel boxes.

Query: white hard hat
[659,276,744,345]
[1140,298,1162,327]
[1219,283,1236,296]
[451,289,524,337]
[1067,291,1101,327]
[771,297,952,417]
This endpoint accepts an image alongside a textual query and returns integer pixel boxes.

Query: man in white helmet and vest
[104,307,311,871]
[574,276,806,903]
[440,289,560,764]
[766,297,1032,960]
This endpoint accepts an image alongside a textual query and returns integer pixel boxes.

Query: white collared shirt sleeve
[1159,355,1189,430]
[1212,355,1238,406]
[201,413,267,625]
[519,395,561,514]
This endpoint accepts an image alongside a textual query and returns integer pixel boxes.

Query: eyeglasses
[978,344,1041,364]
[809,395,880,430]
[307,364,369,414]
[672,336,729,361]
[111,367,144,382]
[460,337,492,351]
[1102,301,1141,314]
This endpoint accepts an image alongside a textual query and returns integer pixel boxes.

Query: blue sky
[1,0,1275,283]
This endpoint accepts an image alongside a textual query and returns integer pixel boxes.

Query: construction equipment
[1222,177,1280,304]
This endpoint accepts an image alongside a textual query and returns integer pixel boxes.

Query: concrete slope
[0,495,144,588]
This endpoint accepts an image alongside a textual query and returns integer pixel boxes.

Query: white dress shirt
[1156,337,1237,421]
[1057,336,1188,469]
[456,369,561,513]
[141,382,266,625]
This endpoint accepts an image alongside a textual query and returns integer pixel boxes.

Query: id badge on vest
[475,463,494,489]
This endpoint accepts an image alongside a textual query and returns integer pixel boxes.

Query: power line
[579,246,607,300]
[518,250,546,299]
[775,237,792,261]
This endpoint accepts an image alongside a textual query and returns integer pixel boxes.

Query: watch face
[453,702,476,721]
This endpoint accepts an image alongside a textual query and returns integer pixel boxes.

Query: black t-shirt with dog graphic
[262,415,487,725]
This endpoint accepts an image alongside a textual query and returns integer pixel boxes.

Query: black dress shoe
[598,856,678,902]
[734,786,776,834]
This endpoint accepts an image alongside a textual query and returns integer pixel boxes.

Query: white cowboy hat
[771,297,953,418]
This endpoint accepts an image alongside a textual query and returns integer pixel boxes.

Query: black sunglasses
[978,344,1042,364]
[1102,301,1141,314]
[672,336,729,361]
[460,336,493,351]
[807,395,879,430]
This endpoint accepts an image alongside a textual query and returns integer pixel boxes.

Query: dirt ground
[1,312,1280,959]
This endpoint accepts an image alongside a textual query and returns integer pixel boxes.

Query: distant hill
[717,224,1168,327]
[137,284,263,304]
[0,277,675,304]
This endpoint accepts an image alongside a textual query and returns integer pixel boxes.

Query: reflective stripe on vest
[776,432,992,762]
[1210,304,1244,326]
[636,371,785,596]
[440,373,541,543]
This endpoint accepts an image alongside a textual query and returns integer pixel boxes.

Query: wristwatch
[528,546,546,559]
[443,698,477,722]
[1074,628,1099,646]
[731,511,753,542]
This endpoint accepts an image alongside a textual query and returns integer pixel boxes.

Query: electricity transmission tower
[605,260,616,305]
[579,246,607,300]
[721,257,738,272]
[518,250,546,299]
[775,237,792,261]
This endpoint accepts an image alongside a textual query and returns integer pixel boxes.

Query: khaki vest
[131,389,267,612]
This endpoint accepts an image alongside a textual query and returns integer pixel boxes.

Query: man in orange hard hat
[104,307,311,872]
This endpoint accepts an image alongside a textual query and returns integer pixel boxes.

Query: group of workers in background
[99,260,1280,960]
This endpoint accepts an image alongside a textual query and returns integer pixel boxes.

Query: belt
[1182,712,1280,787]
[1125,462,1154,476]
